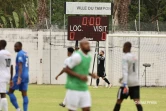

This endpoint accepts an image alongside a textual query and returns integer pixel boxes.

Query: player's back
[15,50,29,83]
[123,53,139,87]
[0,50,11,83]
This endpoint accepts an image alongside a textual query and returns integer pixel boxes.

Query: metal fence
[112,21,166,32]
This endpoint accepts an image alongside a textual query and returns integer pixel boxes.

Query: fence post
[106,35,109,83]
[37,31,43,84]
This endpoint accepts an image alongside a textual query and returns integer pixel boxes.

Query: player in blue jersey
[8,42,29,111]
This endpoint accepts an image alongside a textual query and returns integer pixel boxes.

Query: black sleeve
[98,55,101,59]
[98,55,105,60]
[100,56,105,60]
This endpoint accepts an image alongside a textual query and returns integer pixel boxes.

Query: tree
[0,0,38,28]
[129,0,166,31]
[113,0,131,30]
[1,0,166,30]
[37,0,48,29]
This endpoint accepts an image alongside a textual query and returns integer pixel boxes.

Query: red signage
[68,16,109,41]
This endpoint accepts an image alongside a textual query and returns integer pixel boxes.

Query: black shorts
[117,86,140,100]
[97,70,106,77]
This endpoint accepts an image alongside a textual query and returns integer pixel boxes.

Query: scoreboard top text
[65,2,112,15]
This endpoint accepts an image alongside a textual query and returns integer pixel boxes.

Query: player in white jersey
[113,42,143,111]
[55,47,74,107]
[0,40,13,111]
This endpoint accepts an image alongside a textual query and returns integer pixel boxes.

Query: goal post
[106,33,166,87]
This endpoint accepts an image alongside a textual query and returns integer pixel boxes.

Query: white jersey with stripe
[122,53,139,87]
[0,50,12,83]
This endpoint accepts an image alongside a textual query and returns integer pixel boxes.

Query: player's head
[0,40,7,50]
[100,50,104,56]
[67,47,74,57]
[123,42,132,53]
[80,39,90,53]
[14,42,22,52]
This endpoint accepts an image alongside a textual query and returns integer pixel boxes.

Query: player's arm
[55,59,68,80]
[89,73,98,79]
[17,54,24,85]
[122,58,129,94]
[10,65,13,88]
[17,62,23,83]
[122,58,128,85]
[10,65,13,80]
[65,66,88,82]
[18,62,23,77]
[97,54,101,59]
[98,55,105,63]
[55,68,65,80]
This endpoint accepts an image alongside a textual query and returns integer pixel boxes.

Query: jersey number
[5,59,11,67]
[133,63,135,72]
[25,58,29,67]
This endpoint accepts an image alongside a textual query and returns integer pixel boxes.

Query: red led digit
[82,17,87,25]
[101,32,106,40]
[96,17,101,26]
[70,32,75,40]
[89,17,94,26]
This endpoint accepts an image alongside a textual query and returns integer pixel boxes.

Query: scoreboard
[68,16,109,41]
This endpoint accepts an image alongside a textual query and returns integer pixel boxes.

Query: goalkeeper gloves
[123,83,129,94]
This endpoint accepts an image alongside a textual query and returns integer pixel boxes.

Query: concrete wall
[0,29,104,86]
[0,29,166,86]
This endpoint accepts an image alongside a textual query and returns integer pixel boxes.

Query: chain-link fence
[112,21,166,32]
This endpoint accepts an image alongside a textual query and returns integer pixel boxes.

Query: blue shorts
[11,81,28,91]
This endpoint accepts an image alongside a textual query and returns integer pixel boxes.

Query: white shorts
[0,82,7,93]
[66,89,91,110]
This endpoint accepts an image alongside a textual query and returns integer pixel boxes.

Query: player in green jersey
[64,39,98,111]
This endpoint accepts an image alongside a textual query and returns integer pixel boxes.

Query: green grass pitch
[8,85,166,111]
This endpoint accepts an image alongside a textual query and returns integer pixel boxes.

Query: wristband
[123,83,127,87]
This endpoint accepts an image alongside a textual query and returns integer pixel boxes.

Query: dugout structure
[106,34,166,87]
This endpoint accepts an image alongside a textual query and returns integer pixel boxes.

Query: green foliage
[1,16,7,27]
[127,0,166,31]
[0,0,37,28]
[13,11,19,28]
[129,0,166,22]
[1,0,166,29]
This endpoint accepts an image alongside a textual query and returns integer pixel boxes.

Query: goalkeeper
[113,42,143,111]
[94,50,112,88]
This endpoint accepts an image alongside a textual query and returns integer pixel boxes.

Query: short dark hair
[0,40,7,48]
[68,47,74,53]
[124,42,132,48]
[16,42,22,47]
[101,50,104,54]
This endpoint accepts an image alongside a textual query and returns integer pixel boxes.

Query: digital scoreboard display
[68,16,109,41]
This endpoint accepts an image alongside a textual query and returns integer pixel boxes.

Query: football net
[105,34,166,87]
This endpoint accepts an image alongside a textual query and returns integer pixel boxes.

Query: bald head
[80,38,89,44]
[80,38,90,53]
[123,42,132,53]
